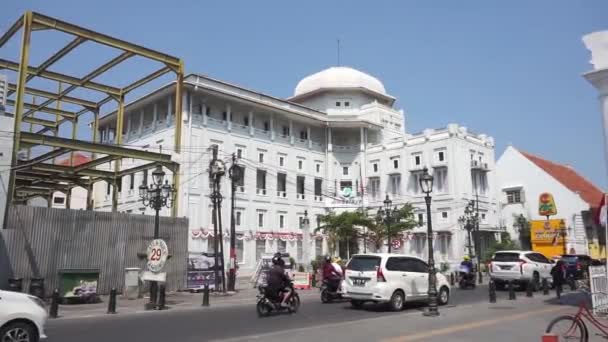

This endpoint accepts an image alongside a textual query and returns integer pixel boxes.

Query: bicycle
[545,300,608,341]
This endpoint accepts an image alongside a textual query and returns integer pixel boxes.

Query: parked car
[560,254,594,280]
[342,253,451,311]
[489,250,553,290]
[0,290,48,342]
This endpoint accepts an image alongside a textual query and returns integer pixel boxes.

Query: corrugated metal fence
[0,205,188,296]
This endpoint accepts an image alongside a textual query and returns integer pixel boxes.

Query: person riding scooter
[458,256,475,287]
[267,253,291,307]
[322,255,342,293]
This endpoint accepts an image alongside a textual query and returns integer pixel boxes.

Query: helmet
[324,255,332,263]
[463,255,470,261]
[272,256,281,265]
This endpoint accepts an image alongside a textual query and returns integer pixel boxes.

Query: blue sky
[2,0,608,190]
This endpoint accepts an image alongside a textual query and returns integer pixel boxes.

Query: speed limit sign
[147,239,169,273]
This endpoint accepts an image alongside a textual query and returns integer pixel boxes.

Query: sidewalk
[54,286,317,319]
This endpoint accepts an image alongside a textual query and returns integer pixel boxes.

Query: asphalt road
[44,285,518,342]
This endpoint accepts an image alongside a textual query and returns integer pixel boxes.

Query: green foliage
[482,232,520,263]
[363,203,418,252]
[316,211,367,254]
[513,214,532,250]
[311,255,325,271]
[298,264,305,272]
[439,262,451,273]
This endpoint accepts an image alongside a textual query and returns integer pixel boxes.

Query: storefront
[530,219,566,259]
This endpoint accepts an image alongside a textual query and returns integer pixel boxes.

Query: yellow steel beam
[122,66,171,94]
[22,51,133,117]
[6,99,76,118]
[5,11,33,218]
[92,107,99,143]
[22,116,57,128]
[19,131,174,162]
[7,83,97,109]
[118,162,159,177]
[31,163,115,179]
[31,12,181,69]
[171,165,180,218]
[0,58,121,96]
[174,62,184,153]
[0,16,23,49]
[74,155,116,173]
[115,94,125,145]
[15,148,68,170]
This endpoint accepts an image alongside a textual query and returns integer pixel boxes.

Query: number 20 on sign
[147,239,169,273]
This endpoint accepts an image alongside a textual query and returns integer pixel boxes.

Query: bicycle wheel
[545,315,587,342]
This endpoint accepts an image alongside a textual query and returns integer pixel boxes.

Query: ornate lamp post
[559,219,568,255]
[377,195,397,253]
[227,155,242,292]
[458,201,476,259]
[301,209,311,270]
[420,167,439,317]
[138,165,176,307]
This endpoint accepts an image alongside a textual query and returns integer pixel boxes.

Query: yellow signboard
[538,192,557,217]
[530,219,565,259]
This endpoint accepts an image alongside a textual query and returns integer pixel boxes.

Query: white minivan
[0,290,48,341]
[343,253,451,311]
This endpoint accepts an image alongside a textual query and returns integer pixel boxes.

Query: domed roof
[293,66,386,97]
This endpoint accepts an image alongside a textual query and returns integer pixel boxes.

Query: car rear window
[348,256,381,271]
[561,256,578,263]
[492,252,520,262]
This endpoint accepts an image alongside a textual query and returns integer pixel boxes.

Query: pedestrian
[551,259,566,293]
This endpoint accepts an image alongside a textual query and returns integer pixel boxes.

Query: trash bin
[8,278,23,292]
[29,277,45,299]
[125,267,141,299]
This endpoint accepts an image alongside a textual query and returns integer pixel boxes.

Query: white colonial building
[93,66,500,274]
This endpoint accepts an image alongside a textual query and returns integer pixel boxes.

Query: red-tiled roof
[56,152,92,167]
[520,150,603,208]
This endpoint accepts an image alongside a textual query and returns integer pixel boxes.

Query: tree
[316,211,363,255]
[361,203,418,253]
[513,214,532,250]
[482,232,520,262]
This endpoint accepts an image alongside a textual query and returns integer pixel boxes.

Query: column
[105,126,110,144]
[327,127,333,152]
[307,127,312,149]
[138,109,144,136]
[249,111,254,136]
[152,103,158,130]
[270,113,275,141]
[167,96,173,127]
[289,120,294,145]
[360,127,365,152]
[202,104,208,126]
[226,104,232,131]
[125,114,131,142]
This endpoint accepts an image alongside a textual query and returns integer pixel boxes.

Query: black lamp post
[138,165,176,307]
[420,167,439,317]
[377,195,397,253]
[559,219,568,256]
[458,202,476,260]
[227,155,242,292]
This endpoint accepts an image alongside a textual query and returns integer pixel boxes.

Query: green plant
[482,232,520,263]
[298,264,305,272]
[362,204,418,252]
[439,262,450,273]
[311,255,324,272]
[289,257,296,268]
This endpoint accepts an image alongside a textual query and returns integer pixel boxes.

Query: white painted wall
[0,114,14,227]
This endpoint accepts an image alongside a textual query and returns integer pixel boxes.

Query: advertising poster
[59,271,99,300]
[187,253,221,290]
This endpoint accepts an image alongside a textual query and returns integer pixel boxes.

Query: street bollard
[488,280,497,303]
[157,285,166,310]
[107,288,117,314]
[478,271,483,284]
[202,284,210,307]
[449,273,455,286]
[49,288,59,319]
[508,281,516,300]
[542,279,549,296]
[526,280,533,298]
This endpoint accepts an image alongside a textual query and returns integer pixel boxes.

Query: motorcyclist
[322,255,342,293]
[267,253,291,307]
[460,256,474,282]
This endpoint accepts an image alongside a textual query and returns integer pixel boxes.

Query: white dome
[293,66,386,97]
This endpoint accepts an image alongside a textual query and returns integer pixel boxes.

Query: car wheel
[0,321,38,342]
[389,290,405,312]
[351,300,364,309]
[438,286,450,305]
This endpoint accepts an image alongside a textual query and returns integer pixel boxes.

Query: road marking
[383,306,566,342]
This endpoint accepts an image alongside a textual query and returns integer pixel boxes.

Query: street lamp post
[559,219,568,256]
[302,210,311,270]
[420,167,439,317]
[227,154,242,292]
[377,195,396,253]
[138,165,176,307]
[458,202,475,260]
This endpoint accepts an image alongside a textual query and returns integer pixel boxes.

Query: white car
[0,290,48,341]
[489,250,554,290]
[343,253,451,311]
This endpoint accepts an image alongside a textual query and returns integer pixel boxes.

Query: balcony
[297,193,306,200]
[471,160,490,171]
[432,160,448,168]
[333,144,358,152]
[409,164,426,172]
[254,128,271,140]
[276,191,287,198]
[207,117,226,129]
[232,123,250,134]
[256,188,267,196]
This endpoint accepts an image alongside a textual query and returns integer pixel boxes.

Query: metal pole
[149,194,160,307]
[217,183,226,293]
[424,194,439,316]
[475,194,482,283]
[387,214,392,254]
[211,186,220,291]
[228,153,237,292]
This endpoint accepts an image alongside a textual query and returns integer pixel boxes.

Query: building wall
[496,146,589,254]
[0,114,14,228]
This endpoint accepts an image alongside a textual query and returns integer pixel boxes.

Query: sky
[2,0,608,190]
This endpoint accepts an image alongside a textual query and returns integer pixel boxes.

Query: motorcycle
[320,279,344,303]
[256,281,300,317]
[458,265,476,289]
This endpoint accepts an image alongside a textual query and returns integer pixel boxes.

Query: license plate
[499,265,513,270]
[353,278,366,286]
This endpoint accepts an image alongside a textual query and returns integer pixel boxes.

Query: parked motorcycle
[458,265,476,289]
[320,279,343,303]
[256,281,300,317]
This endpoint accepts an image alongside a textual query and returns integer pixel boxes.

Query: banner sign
[187,253,220,290]
[292,272,310,290]
[538,192,558,217]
